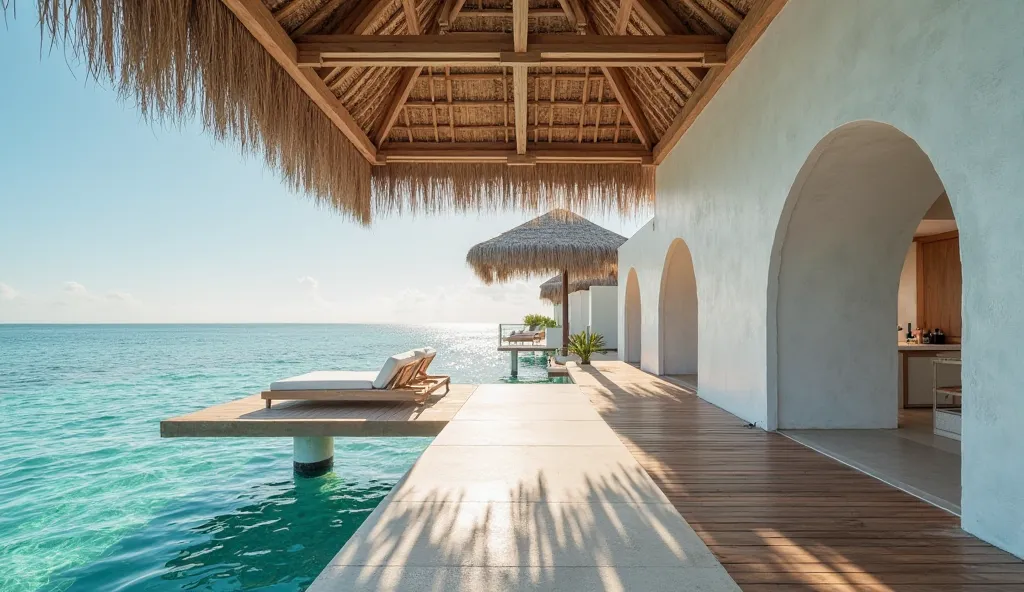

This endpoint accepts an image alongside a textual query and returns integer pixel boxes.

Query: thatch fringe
[29,0,654,224]
[372,162,654,219]
[539,272,617,303]
[36,0,372,224]
[466,209,626,284]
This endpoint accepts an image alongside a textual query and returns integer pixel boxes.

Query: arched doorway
[623,268,642,364]
[769,121,964,512]
[659,239,698,379]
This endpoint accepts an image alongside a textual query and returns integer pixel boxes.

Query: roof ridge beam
[295,34,728,68]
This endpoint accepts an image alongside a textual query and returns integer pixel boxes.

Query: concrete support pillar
[293,436,334,477]
[511,350,519,377]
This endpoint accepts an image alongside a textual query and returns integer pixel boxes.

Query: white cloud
[63,281,96,300]
[0,283,19,301]
[106,290,138,304]
[297,276,319,289]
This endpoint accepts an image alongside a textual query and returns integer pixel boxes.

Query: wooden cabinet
[916,231,962,342]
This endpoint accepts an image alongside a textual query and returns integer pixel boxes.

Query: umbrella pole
[561,269,569,356]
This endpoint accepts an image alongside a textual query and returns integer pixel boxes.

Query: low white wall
[588,286,618,349]
[616,0,1024,557]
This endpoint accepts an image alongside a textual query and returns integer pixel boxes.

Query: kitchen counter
[898,343,961,351]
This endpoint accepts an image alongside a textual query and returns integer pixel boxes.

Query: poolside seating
[506,329,544,344]
[262,348,450,408]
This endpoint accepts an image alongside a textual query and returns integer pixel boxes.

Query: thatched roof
[539,272,618,302]
[467,209,626,283]
[30,0,784,224]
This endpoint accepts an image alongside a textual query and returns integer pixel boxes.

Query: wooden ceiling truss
[227,0,787,166]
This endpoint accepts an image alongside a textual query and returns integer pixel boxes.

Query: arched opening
[623,268,642,364]
[659,239,698,384]
[769,121,964,513]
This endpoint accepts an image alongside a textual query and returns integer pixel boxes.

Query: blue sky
[0,17,645,323]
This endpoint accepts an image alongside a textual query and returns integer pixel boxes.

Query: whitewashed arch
[658,238,698,376]
[768,121,951,429]
[623,268,642,364]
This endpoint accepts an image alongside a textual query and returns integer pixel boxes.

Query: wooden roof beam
[512,0,529,155]
[653,0,788,163]
[633,0,687,35]
[339,0,398,35]
[460,9,566,18]
[679,0,730,36]
[438,0,469,32]
[601,67,652,149]
[219,0,376,163]
[613,0,635,35]
[375,67,423,146]
[379,143,652,164]
[401,0,421,35]
[295,34,728,68]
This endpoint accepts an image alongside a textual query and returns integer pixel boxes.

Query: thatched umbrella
[539,273,618,304]
[467,210,626,351]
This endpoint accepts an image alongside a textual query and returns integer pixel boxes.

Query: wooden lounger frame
[262,351,451,408]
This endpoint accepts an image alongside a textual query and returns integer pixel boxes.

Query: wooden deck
[569,362,1024,591]
[160,384,475,438]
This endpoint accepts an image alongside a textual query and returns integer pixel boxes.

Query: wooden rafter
[403,99,622,108]
[512,0,529,155]
[438,0,469,32]
[680,0,730,36]
[375,66,423,146]
[705,0,744,27]
[601,66,652,148]
[295,34,728,68]
[339,0,398,35]
[459,9,566,18]
[373,18,441,149]
[290,0,345,37]
[613,0,635,35]
[220,0,376,162]
[633,0,687,35]
[379,143,651,164]
[400,0,421,35]
[653,0,788,163]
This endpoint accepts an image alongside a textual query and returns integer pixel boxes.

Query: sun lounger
[262,348,450,408]
[506,330,542,344]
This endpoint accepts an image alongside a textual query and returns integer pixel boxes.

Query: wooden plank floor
[569,362,1024,592]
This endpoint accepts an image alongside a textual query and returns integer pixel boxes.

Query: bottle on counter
[906,321,913,343]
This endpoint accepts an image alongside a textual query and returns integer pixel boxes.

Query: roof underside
[32,0,784,223]
[270,0,759,162]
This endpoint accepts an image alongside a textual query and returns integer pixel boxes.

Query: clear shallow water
[0,324,556,591]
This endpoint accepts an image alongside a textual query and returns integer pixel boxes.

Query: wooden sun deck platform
[160,384,475,438]
[569,362,1024,591]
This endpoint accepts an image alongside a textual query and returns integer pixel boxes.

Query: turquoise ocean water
[0,324,556,591]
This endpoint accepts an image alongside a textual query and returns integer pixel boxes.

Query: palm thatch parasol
[539,273,618,304]
[467,209,625,351]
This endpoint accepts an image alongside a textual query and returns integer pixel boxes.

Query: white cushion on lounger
[372,349,425,389]
[270,371,378,391]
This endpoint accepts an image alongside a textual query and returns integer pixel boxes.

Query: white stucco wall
[588,286,618,349]
[622,268,643,363]
[659,239,699,376]
[568,290,589,336]
[615,0,1024,557]
[897,245,918,341]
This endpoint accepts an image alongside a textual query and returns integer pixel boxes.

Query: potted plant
[522,314,557,331]
[567,331,605,365]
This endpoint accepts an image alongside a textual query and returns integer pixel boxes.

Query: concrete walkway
[308,383,739,591]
